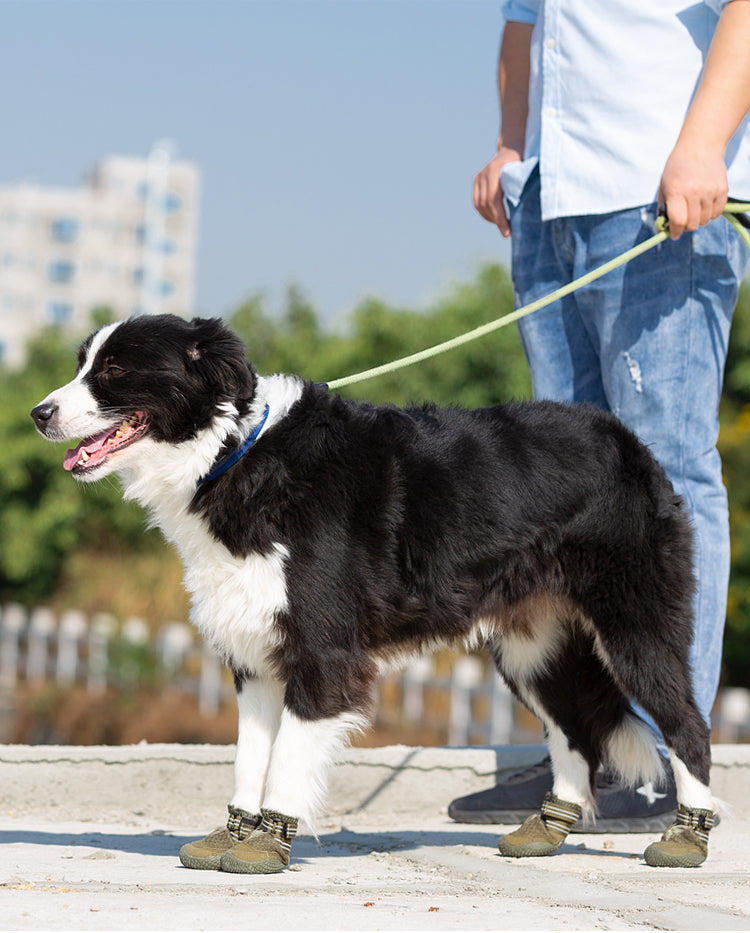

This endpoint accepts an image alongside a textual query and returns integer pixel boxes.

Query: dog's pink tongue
[63,428,113,471]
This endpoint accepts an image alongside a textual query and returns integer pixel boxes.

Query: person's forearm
[474,20,533,235]
[677,0,750,155]
[497,21,534,155]
[659,0,750,237]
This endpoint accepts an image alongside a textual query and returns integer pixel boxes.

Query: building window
[50,217,80,243]
[48,260,75,284]
[47,302,73,325]
[159,279,175,297]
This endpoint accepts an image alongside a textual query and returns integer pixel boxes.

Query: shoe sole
[220,851,286,874]
[179,848,227,870]
[643,844,706,868]
[497,837,565,858]
[449,806,676,835]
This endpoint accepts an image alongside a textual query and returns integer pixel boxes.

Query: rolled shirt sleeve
[501,1,539,24]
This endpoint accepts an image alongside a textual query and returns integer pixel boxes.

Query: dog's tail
[603,710,666,790]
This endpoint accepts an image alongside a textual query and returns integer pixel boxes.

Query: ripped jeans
[510,167,748,730]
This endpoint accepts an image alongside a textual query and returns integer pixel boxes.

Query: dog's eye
[103,364,126,378]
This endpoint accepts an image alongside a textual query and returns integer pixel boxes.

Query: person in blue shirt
[450,0,750,837]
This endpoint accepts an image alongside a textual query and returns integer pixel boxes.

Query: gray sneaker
[448,756,678,833]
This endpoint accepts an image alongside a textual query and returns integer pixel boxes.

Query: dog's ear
[186,317,257,402]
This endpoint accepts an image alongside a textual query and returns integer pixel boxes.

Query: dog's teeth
[80,450,90,462]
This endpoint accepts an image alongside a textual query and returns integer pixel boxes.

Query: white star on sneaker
[637,782,668,806]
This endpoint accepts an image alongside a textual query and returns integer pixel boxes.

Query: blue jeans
[510,168,748,730]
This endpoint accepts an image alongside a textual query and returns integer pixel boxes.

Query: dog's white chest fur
[180,528,288,673]
[119,456,289,676]
[111,375,304,675]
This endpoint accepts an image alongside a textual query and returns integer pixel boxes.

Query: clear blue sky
[0,0,511,326]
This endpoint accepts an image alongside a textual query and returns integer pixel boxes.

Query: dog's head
[31,314,257,482]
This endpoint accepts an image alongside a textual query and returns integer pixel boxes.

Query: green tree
[719,280,750,685]
[6,264,750,690]
[231,263,531,407]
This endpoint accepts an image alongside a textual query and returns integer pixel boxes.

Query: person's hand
[658,137,728,240]
[473,146,523,238]
[658,0,750,241]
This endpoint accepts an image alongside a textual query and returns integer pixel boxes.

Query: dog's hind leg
[490,614,631,856]
[589,611,715,867]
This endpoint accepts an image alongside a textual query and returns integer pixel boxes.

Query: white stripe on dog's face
[76,321,122,379]
[35,322,123,441]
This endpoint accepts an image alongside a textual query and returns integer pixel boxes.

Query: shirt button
[547,38,556,49]
[547,107,557,118]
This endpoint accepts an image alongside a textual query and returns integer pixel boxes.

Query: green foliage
[230,264,531,407]
[4,266,750,687]
[719,280,750,686]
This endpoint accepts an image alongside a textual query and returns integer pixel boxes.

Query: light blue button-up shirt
[500,0,750,220]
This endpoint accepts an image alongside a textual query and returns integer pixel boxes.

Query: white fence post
[159,622,194,674]
[489,675,514,745]
[199,645,223,716]
[448,656,484,745]
[26,607,55,684]
[402,656,433,722]
[0,604,26,684]
[120,617,150,686]
[57,609,86,684]
[717,687,750,742]
[88,613,117,694]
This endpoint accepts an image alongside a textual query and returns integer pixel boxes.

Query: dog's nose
[31,402,58,431]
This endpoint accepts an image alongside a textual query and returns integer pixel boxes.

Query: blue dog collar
[198,403,270,486]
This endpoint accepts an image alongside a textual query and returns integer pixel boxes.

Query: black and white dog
[32,313,714,868]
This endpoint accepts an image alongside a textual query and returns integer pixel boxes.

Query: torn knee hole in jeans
[624,352,643,393]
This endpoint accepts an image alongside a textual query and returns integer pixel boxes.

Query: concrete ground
[1,743,749,931]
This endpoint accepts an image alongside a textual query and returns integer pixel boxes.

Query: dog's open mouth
[63,412,150,474]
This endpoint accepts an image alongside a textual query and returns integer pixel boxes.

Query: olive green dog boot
[220,808,299,874]
[498,792,582,857]
[179,805,261,870]
[644,804,715,868]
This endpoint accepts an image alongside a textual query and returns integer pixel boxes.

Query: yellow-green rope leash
[726,201,750,251]
[326,202,750,392]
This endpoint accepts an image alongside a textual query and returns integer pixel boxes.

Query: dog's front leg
[231,673,285,813]
[179,672,284,871]
[221,704,364,874]
[263,706,363,826]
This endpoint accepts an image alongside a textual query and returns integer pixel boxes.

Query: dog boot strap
[226,804,262,843]
[671,804,716,845]
[540,792,583,836]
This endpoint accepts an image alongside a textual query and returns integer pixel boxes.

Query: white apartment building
[0,145,199,366]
